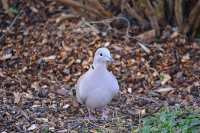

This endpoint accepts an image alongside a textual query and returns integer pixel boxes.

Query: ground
[0,1,200,132]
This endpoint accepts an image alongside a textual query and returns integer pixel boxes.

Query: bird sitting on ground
[75,47,119,120]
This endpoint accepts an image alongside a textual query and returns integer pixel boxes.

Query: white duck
[76,47,119,119]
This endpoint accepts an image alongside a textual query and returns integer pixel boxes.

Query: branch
[165,0,174,23]
[144,0,160,36]
[0,11,22,43]
[123,2,148,27]
[57,0,111,18]
[182,0,200,35]
[192,14,200,38]
[87,0,112,17]
[175,0,183,30]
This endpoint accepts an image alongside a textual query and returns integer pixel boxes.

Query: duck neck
[92,62,107,71]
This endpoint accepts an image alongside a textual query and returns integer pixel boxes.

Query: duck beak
[105,55,113,62]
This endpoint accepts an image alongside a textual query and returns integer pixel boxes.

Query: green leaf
[8,6,19,15]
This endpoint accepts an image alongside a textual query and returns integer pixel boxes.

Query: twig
[0,11,22,43]
[135,95,161,105]
[81,18,100,34]
[142,105,163,118]
[137,42,151,54]
[89,16,131,39]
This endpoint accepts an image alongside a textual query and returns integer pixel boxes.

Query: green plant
[139,106,200,133]
[8,6,19,15]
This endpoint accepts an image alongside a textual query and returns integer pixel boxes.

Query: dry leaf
[160,73,171,85]
[13,92,21,104]
[181,53,190,62]
[170,31,180,38]
[104,42,110,47]
[56,129,68,133]
[28,124,37,131]
[56,88,68,96]
[30,6,38,13]
[127,88,132,93]
[0,69,5,77]
[63,104,70,109]
[65,58,75,68]
[42,55,56,61]
[35,118,48,123]
[137,42,151,54]
[136,29,156,43]
[62,43,72,51]
[31,82,39,90]
[155,86,174,93]
[136,109,146,116]
[0,53,12,60]
[56,13,77,24]
[63,75,71,82]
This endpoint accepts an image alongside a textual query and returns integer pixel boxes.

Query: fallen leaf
[24,91,33,99]
[72,100,79,108]
[63,75,71,82]
[104,42,110,47]
[49,127,55,132]
[13,92,21,104]
[57,129,68,133]
[127,88,132,93]
[35,118,48,123]
[181,53,190,62]
[155,86,175,94]
[135,29,156,43]
[28,124,37,131]
[63,104,70,109]
[38,88,48,98]
[56,88,68,96]
[31,82,39,90]
[135,109,146,116]
[65,58,75,68]
[170,31,180,38]
[160,73,171,85]
[0,53,12,60]
[42,55,56,61]
[0,69,5,77]
[30,6,38,13]
[137,42,151,54]
[62,43,72,51]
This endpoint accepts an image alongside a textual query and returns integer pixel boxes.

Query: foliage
[8,6,19,15]
[139,106,200,133]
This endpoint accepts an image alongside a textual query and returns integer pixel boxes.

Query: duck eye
[100,53,103,56]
